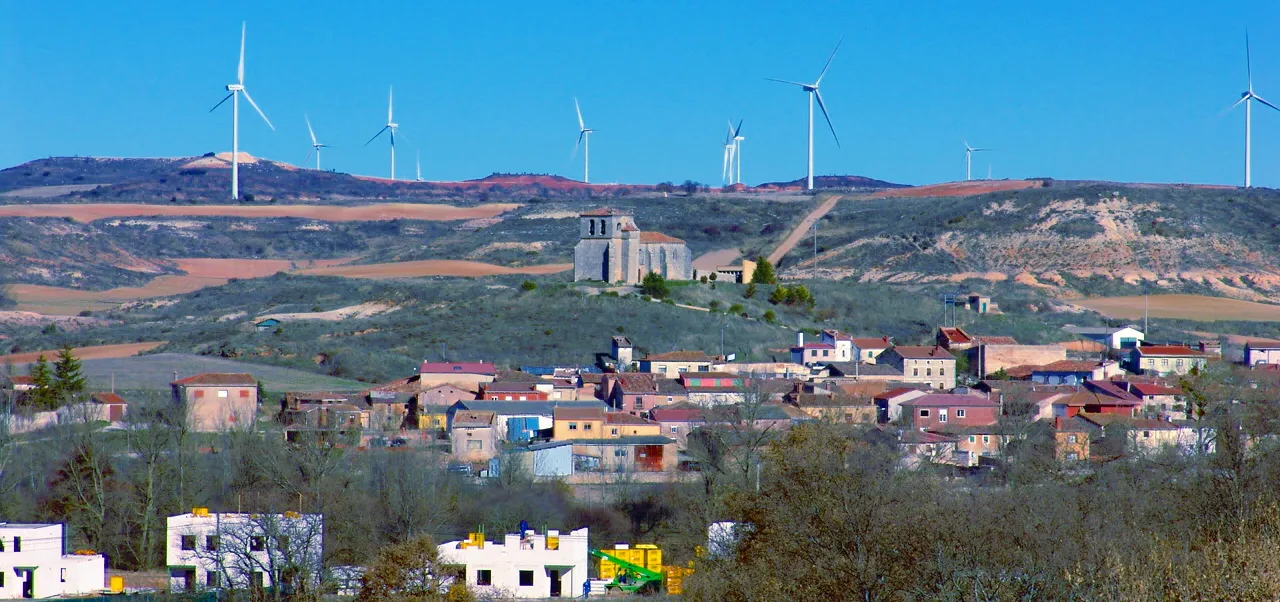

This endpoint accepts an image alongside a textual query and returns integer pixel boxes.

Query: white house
[0,523,105,599]
[1244,340,1280,367]
[790,331,855,366]
[167,510,324,594]
[438,527,588,599]
[1063,325,1145,350]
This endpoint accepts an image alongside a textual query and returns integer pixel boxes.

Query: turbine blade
[240,88,274,130]
[814,89,840,148]
[306,114,317,146]
[304,148,315,166]
[815,38,843,85]
[209,92,234,113]
[723,147,730,181]
[238,22,246,85]
[764,77,808,87]
[1228,96,1249,112]
[365,126,390,146]
[734,119,744,137]
[392,127,408,145]
[1247,30,1253,90]
[575,97,585,131]
[388,85,394,123]
[1255,95,1280,113]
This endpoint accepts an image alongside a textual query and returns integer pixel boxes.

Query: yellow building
[553,407,605,440]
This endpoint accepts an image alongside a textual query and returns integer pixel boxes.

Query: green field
[79,352,368,391]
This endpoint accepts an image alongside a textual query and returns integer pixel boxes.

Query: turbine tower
[365,86,400,180]
[767,39,842,191]
[1229,32,1280,188]
[732,119,745,185]
[572,98,593,183]
[209,22,274,200]
[416,150,423,182]
[722,122,736,185]
[304,114,328,170]
[963,140,990,181]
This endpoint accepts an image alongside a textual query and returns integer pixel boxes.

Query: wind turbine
[1229,32,1280,188]
[415,150,423,182]
[303,114,328,170]
[767,39,842,191]
[732,119,745,185]
[963,140,991,181]
[209,22,274,200]
[365,86,400,180]
[722,122,736,185]
[572,98,593,183]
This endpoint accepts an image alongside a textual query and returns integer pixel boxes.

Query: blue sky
[2,1,1279,187]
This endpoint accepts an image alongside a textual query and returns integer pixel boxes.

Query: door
[21,569,33,599]
[548,569,562,598]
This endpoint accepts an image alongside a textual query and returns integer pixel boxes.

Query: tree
[53,343,86,402]
[656,182,674,194]
[768,286,788,305]
[356,534,472,602]
[27,354,57,410]
[743,283,757,299]
[682,180,700,196]
[639,272,669,299]
[520,280,537,291]
[750,257,776,284]
[762,310,776,323]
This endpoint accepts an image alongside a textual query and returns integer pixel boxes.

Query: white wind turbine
[416,150,423,182]
[732,119,745,185]
[209,22,274,200]
[304,114,328,170]
[964,140,991,181]
[722,122,736,185]
[572,98,593,183]
[768,39,842,190]
[1228,32,1280,188]
[365,86,401,180]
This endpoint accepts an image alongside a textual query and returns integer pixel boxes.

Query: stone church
[573,208,693,284]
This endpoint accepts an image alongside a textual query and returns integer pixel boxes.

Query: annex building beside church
[573,208,692,284]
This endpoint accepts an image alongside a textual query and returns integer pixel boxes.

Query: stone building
[573,208,692,284]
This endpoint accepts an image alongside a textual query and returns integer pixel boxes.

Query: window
[504,395,512,401]
[206,536,219,551]
[276,536,289,550]
[667,396,674,402]
[919,410,930,418]
[584,423,593,431]
[969,436,976,443]
[568,422,578,430]
[207,572,221,588]
[982,435,990,444]
[1160,359,1168,367]
[477,570,492,586]
[822,350,829,357]
[956,409,966,418]
[467,440,484,450]
[250,537,266,552]
[0,572,4,586]
[181,535,197,551]
[926,368,932,376]
[939,411,948,423]
[12,537,19,552]
[635,400,645,410]
[519,570,535,587]
[913,368,919,376]
[1068,435,1078,444]
[669,426,679,433]
[217,390,229,398]
[611,428,619,436]
[61,568,67,583]
[1176,359,1185,368]
[940,368,946,376]
[614,449,628,457]
[239,390,250,398]
[194,390,205,398]
[1066,452,1079,461]
[1143,430,1151,438]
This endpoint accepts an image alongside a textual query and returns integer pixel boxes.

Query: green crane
[589,548,663,594]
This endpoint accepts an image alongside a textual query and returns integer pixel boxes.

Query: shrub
[763,310,777,323]
[520,280,538,291]
[728,304,744,314]
[751,257,777,284]
[640,272,670,299]
[744,283,757,299]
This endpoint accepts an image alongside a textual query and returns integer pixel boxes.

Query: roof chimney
[1054,416,1063,430]
[796,331,804,347]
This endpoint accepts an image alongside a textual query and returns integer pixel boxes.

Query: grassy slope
[79,352,367,392]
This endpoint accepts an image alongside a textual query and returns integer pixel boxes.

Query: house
[0,523,106,599]
[899,393,1000,429]
[950,427,1012,467]
[1243,339,1280,367]
[611,336,634,368]
[448,400,600,442]
[552,407,606,440]
[969,344,1066,378]
[481,382,550,401]
[878,346,957,390]
[823,362,906,383]
[451,411,500,463]
[170,373,259,432]
[437,527,589,599]
[419,384,478,428]
[5,375,36,391]
[936,327,975,350]
[167,510,324,594]
[567,436,677,473]
[1076,413,1211,455]
[1197,340,1223,356]
[705,258,757,284]
[1049,382,1141,418]
[56,391,129,424]
[277,392,368,444]
[1128,345,1210,376]
[851,336,893,364]
[602,373,664,414]
[638,351,714,378]
[873,388,929,423]
[1050,416,1091,463]
[507,441,575,477]
[418,362,497,389]
[1063,325,1145,350]
[896,429,959,469]
[966,294,997,314]
[648,403,704,449]
[253,318,281,332]
[784,391,876,423]
[1126,381,1186,420]
[790,331,850,365]
[1030,360,1123,385]
[679,372,746,406]
[603,412,662,438]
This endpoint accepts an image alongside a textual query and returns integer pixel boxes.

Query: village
[6,285,1277,599]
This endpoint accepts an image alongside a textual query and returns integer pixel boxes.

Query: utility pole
[720,323,728,359]
[812,221,818,277]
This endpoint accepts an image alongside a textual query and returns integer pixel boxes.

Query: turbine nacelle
[226,84,244,92]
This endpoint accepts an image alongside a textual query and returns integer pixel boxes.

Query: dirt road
[768,194,842,266]
[0,341,167,364]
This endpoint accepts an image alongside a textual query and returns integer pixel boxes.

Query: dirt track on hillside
[0,202,520,223]
[0,341,166,364]
[769,195,841,265]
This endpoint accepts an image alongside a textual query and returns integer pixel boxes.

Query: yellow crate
[663,565,694,595]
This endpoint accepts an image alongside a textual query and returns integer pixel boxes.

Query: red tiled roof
[90,392,127,405]
[639,232,686,244]
[620,224,640,232]
[892,345,955,360]
[644,350,713,362]
[614,373,658,393]
[1055,390,1140,407]
[554,407,605,421]
[171,373,257,386]
[900,393,998,408]
[453,411,496,428]
[605,412,657,426]
[1128,382,1183,396]
[649,406,704,422]
[899,430,958,444]
[938,327,973,344]
[875,387,924,401]
[851,336,892,349]
[1084,379,1141,401]
[1035,360,1105,373]
[976,336,1020,345]
[1136,345,1208,357]
[8,375,35,386]
[582,207,628,216]
[419,362,497,376]
[484,382,538,393]
[822,329,854,341]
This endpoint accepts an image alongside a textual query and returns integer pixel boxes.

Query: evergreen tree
[769,285,789,305]
[640,271,670,299]
[744,282,757,299]
[751,256,777,284]
[28,354,57,410]
[53,343,86,402]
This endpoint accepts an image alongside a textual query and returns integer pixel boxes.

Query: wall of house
[639,360,713,378]
[1135,355,1206,376]
[971,345,1066,376]
[1245,347,1280,366]
[418,374,494,390]
[518,445,574,477]
[553,418,603,440]
[570,442,676,472]
[899,358,956,390]
[906,405,998,429]
[0,524,105,599]
[166,513,323,593]
[453,426,499,463]
[182,385,257,432]
[437,528,589,600]
[1055,431,1089,462]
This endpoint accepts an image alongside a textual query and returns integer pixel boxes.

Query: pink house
[899,393,999,429]
[603,373,667,415]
